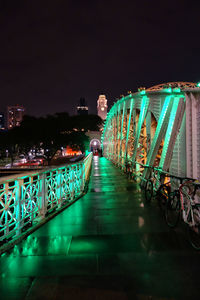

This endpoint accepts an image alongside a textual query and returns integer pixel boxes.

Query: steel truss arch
[102,82,200,182]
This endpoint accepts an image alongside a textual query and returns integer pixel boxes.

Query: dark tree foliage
[0,113,103,163]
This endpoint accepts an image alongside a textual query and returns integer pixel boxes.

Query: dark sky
[0,0,200,117]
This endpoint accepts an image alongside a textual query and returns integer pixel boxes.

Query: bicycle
[144,166,170,208]
[129,161,143,182]
[124,159,132,179]
[165,177,200,249]
[165,175,195,227]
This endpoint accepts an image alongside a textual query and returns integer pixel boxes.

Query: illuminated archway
[90,139,101,151]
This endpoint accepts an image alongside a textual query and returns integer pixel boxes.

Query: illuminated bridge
[1,82,200,299]
[102,82,200,181]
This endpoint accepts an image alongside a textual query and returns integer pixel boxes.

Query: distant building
[77,98,88,115]
[97,94,108,120]
[0,112,5,130]
[7,105,25,129]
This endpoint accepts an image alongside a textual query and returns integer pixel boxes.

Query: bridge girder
[102,84,200,181]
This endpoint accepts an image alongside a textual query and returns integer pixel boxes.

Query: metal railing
[0,153,92,242]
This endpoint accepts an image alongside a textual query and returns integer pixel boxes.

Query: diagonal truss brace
[143,95,173,178]
[159,97,185,171]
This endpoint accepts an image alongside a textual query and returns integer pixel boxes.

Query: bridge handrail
[124,159,197,182]
[0,153,93,243]
[0,154,92,184]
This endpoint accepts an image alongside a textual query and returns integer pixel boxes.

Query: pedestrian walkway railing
[0,153,92,243]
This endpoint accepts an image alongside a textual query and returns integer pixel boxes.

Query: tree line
[0,113,103,163]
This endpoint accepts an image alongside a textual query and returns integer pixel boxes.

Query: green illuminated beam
[144,95,172,174]
[131,95,149,163]
[125,98,134,161]
[161,96,185,171]
[116,104,121,160]
[145,111,151,151]
[117,103,121,140]
[119,101,126,163]
[111,117,115,159]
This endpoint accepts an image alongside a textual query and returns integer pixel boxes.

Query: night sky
[0,0,200,117]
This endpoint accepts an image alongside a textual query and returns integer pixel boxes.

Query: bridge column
[145,111,152,152]
[113,111,117,162]
[131,95,149,164]
[119,101,126,168]
[186,93,199,179]
[125,98,134,164]
[116,103,121,163]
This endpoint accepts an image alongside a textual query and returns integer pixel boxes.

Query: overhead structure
[102,82,200,181]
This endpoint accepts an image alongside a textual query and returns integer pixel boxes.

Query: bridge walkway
[0,157,200,300]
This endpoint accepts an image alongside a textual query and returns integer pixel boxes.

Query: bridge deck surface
[0,157,200,300]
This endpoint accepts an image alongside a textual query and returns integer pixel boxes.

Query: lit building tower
[7,105,25,129]
[77,98,88,115]
[97,94,108,120]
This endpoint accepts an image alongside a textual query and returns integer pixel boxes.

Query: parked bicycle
[165,176,200,249]
[128,161,143,182]
[144,165,171,208]
[125,159,132,179]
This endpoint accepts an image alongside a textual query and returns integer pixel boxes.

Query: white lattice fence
[0,153,92,242]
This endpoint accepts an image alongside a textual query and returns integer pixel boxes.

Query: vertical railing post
[40,172,47,218]
[69,165,75,201]
[16,179,23,236]
[81,161,85,192]
[57,169,62,208]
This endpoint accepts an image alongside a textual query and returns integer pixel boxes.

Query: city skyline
[0,1,200,117]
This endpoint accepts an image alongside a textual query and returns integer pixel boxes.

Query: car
[21,159,41,166]
[5,158,27,168]
[33,155,47,164]
[5,158,42,168]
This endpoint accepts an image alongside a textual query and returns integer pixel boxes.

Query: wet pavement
[0,156,200,300]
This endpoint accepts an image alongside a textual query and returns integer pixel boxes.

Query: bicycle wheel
[132,172,139,182]
[187,206,200,250]
[157,184,170,211]
[145,179,153,203]
[165,192,180,227]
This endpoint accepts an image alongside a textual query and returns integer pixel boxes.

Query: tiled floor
[0,157,200,299]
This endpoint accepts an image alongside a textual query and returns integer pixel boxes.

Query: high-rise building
[0,112,5,130]
[77,98,88,115]
[7,105,25,129]
[97,94,108,120]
